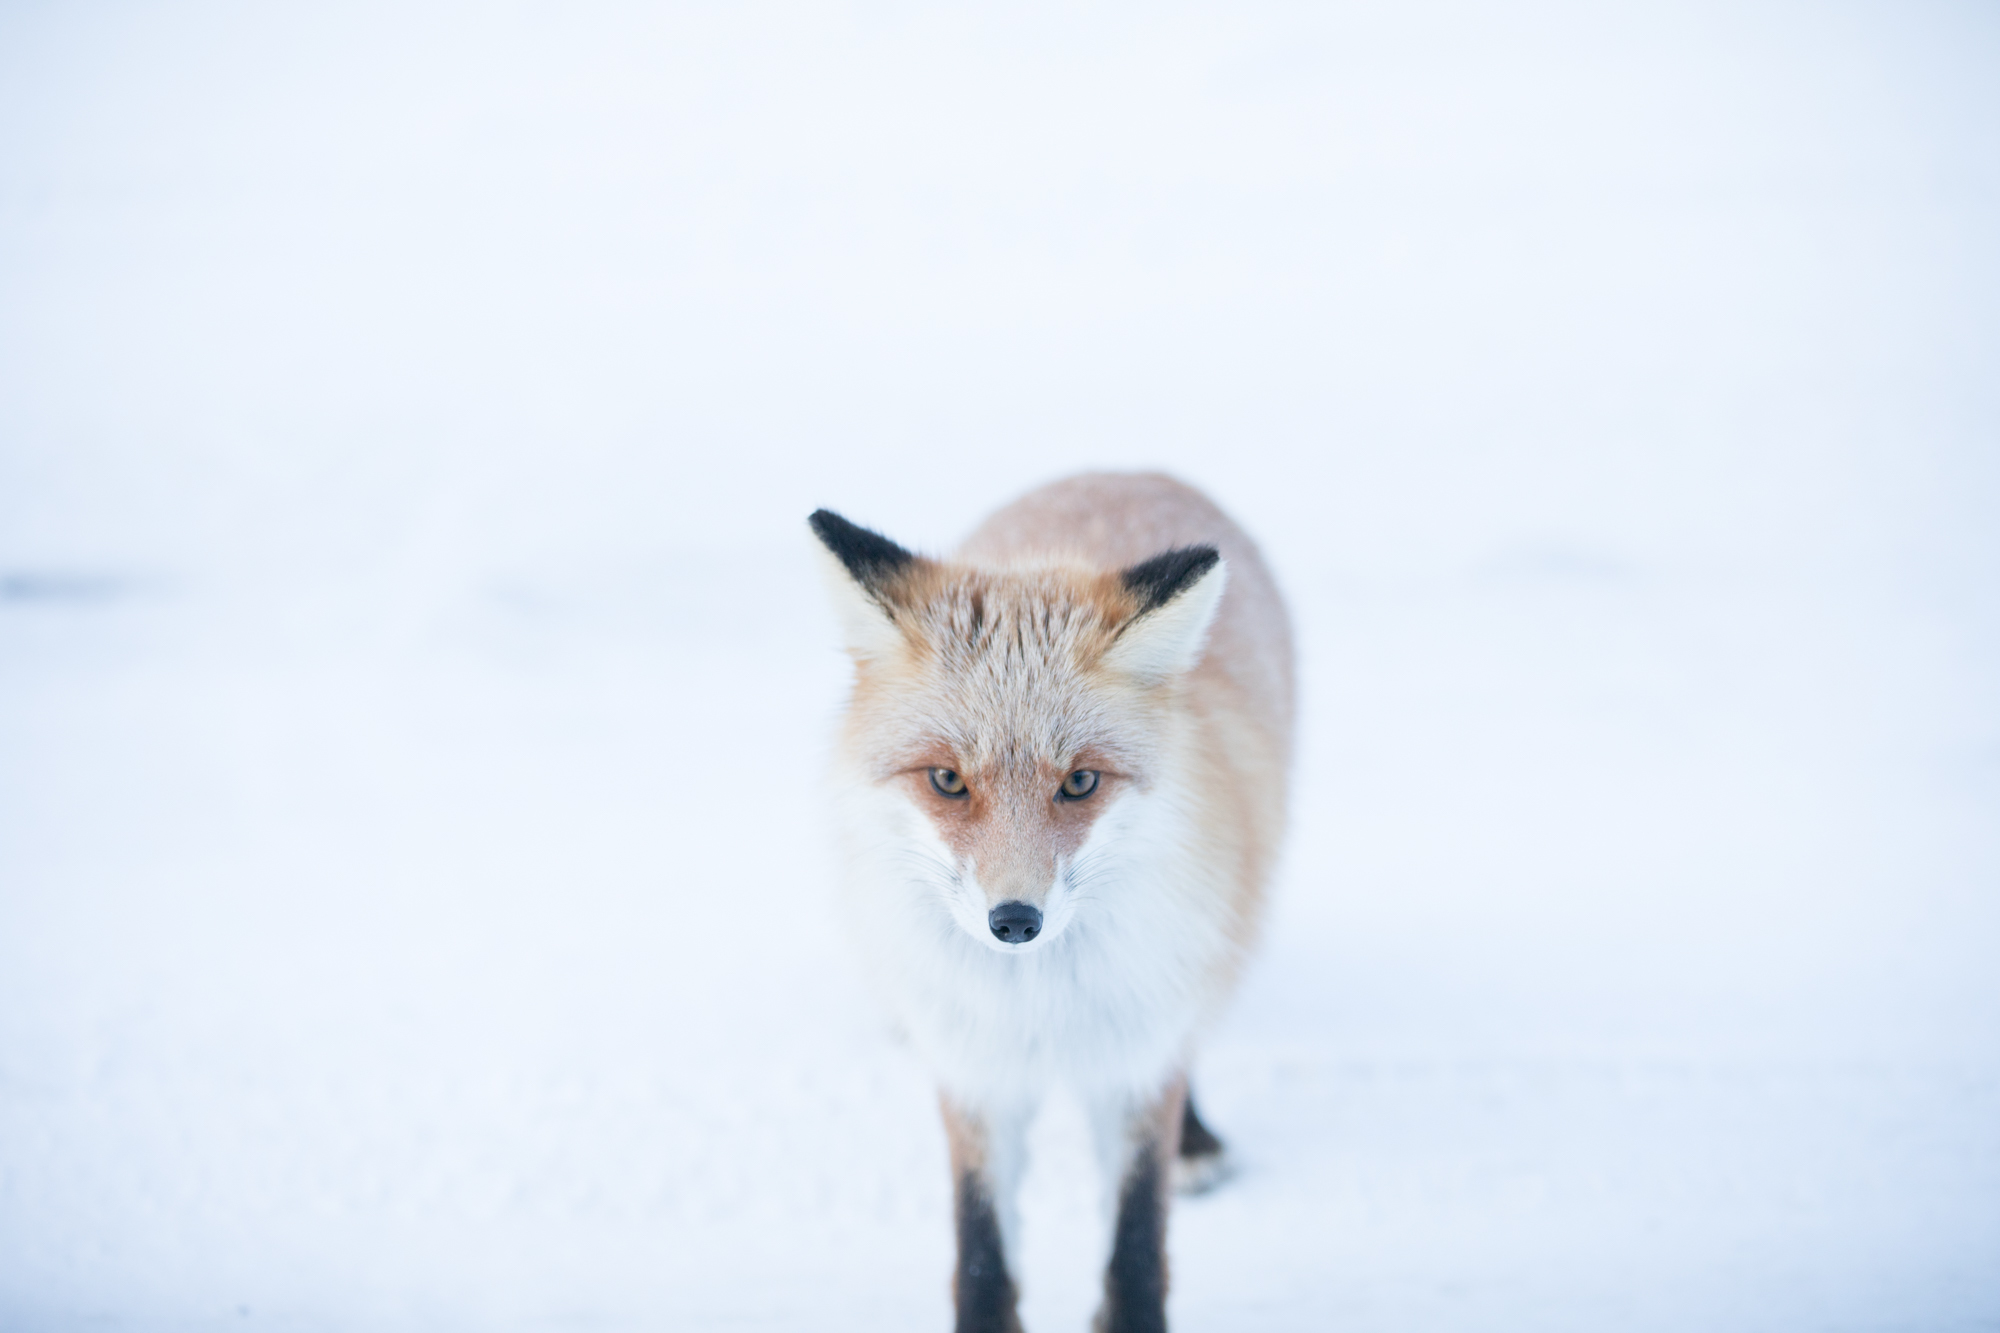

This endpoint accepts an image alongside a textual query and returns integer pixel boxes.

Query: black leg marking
[1178,1094,1224,1162]
[954,1170,1022,1333]
[1096,1147,1170,1333]
[1171,1090,1235,1196]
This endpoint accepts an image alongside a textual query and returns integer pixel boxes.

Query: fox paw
[1172,1148,1236,1196]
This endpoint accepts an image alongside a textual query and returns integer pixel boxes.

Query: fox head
[811,508,1227,954]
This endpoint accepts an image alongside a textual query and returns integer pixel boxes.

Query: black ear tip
[809,508,917,586]
[1121,545,1222,613]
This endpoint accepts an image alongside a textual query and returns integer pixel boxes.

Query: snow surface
[2,2,1998,1329]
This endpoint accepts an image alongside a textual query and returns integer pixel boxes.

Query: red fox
[811,473,1294,1333]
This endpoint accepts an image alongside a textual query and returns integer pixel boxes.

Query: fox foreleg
[940,1095,1031,1333]
[1088,1075,1187,1333]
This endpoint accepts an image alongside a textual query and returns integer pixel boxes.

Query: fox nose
[988,901,1043,944]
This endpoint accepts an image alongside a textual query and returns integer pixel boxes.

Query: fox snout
[987,901,1042,945]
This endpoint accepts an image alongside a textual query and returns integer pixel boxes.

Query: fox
[809,472,1294,1333]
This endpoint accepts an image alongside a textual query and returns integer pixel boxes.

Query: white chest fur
[833,770,1239,1107]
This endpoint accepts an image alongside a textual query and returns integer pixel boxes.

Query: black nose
[988,901,1043,944]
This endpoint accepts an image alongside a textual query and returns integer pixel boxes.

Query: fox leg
[1087,1076,1186,1333]
[1172,1091,1232,1195]
[940,1095,1031,1333]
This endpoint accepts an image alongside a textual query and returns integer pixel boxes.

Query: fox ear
[809,509,918,660]
[1104,546,1227,681]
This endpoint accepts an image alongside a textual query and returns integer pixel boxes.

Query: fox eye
[1059,770,1099,800]
[929,768,968,798]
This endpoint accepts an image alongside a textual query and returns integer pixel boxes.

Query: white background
[2,2,1996,1328]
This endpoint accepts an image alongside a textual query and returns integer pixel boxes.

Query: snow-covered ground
[2,3,1997,1329]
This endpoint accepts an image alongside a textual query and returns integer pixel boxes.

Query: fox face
[813,510,1227,954]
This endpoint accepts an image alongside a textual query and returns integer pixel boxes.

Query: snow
[2,2,1997,1328]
